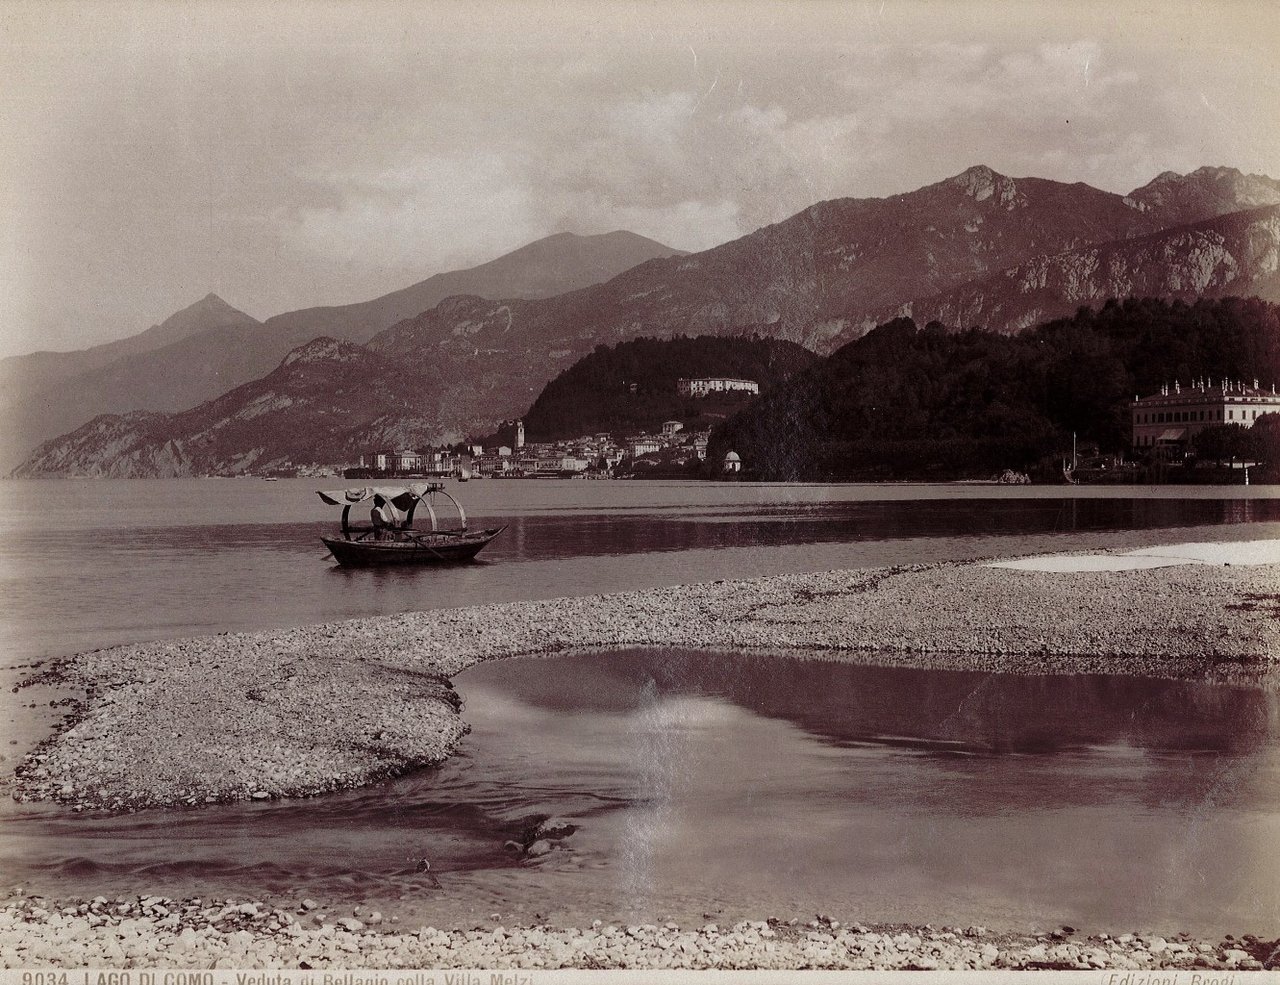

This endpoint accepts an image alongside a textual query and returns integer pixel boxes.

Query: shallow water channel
[5,648,1278,935]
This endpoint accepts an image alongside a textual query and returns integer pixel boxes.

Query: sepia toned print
[1,0,1278,976]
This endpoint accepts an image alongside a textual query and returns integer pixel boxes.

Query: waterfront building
[677,377,760,397]
[474,453,513,476]
[1131,379,1280,449]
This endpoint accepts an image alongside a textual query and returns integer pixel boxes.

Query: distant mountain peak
[195,292,237,312]
[1127,165,1280,224]
[163,292,255,325]
[955,164,1002,181]
[509,229,684,255]
[15,164,1280,478]
[949,164,1021,206]
[1190,165,1241,179]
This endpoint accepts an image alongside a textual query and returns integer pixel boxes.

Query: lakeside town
[347,418,718,481]
[301,374,1280,484]
[338,375,758,481]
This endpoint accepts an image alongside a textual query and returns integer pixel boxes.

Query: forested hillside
[484,334,818,443]
[711,297,1280,480]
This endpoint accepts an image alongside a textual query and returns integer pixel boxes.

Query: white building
[1131,379,1280,449]
[677,377,760,398]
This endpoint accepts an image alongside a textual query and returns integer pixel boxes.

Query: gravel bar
[11,549,1280,812]
[1,894,1275,970]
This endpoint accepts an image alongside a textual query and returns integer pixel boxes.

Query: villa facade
[1131,379,1280,449]
[677,377,760,398]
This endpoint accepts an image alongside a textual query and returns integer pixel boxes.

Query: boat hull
[322,526,506,567]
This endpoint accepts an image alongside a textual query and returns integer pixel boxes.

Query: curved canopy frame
[318,483,468,537]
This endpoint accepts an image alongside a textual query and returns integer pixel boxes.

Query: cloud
[287,153,541,270]
[262,30,1240,287]
[4,0,1279,355]
[282,88,751,266]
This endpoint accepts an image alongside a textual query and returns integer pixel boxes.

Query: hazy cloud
[2,0,1277,356]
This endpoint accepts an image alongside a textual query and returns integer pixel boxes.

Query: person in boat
[370,495,395,539]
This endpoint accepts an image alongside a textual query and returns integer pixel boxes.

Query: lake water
[2,477,1279,663]
[1,478,1278,933]
[3,648,1277,935]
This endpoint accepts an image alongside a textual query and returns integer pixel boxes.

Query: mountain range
[0,231,684,470]
[12,338,442,478]
[12,164,1280,477]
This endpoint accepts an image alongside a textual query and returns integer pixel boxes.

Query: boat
[317,482,505,567]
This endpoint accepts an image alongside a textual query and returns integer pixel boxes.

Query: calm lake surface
[1,478,1278,933]
[2,477,1279,662]
[3,649,1278,935]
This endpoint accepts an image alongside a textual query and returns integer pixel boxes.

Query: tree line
[476,333,817,446]
[709,297,1280,481]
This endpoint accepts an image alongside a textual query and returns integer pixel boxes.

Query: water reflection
[474,649,1278,757]
[8,497,1280,569]
[446,649,1279,933]
[5,649,1274,936]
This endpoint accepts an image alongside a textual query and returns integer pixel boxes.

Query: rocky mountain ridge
[14,164,1280,477]
[1124,166,1280,225]
[349,170,1280,444]
[850,204,1280,339]
[260,230,687,345]
[0,294,266,471]
[12,338,443,478]
[1,232,682,470]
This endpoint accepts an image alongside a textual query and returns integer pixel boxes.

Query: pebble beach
[11,542,1280,813]
[3,540,1279,969]
[2,893,1275,971]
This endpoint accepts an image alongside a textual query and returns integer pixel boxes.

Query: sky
[2,0,1278,358]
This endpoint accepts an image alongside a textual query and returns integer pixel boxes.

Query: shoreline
[1,893,1274,970]
[2,540,1278,968]
[10,540,1280,812]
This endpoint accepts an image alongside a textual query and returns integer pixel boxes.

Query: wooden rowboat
[317,482,505,567]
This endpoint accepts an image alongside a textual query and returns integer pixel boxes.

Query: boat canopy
[318,481,466,533]
[317,483,445,511]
